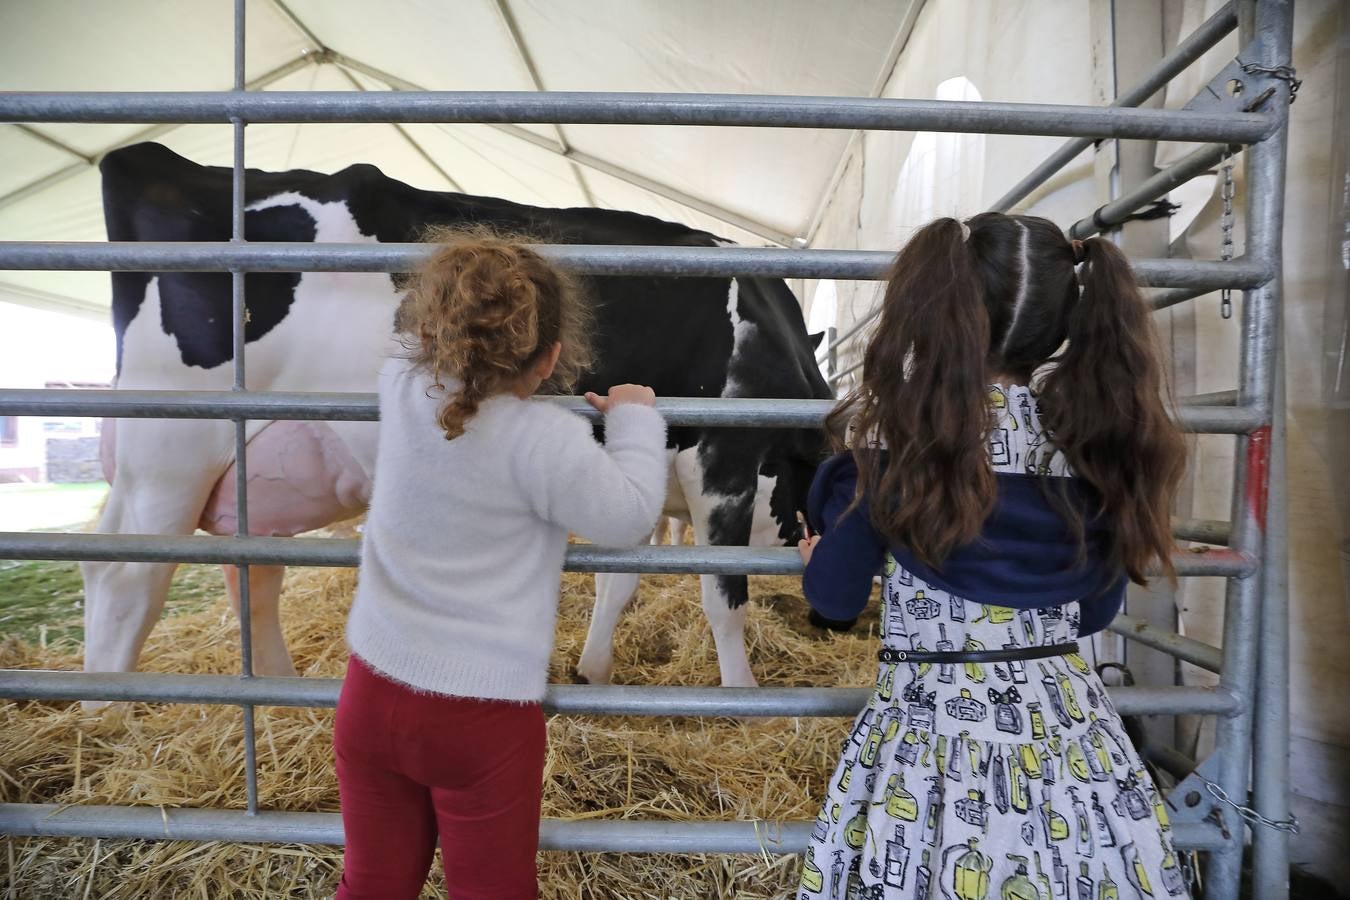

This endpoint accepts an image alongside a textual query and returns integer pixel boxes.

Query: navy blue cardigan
[803,452,1125,637]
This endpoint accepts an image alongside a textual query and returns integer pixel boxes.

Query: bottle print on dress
[938,624,957,683]
[1099,864,1121,900]
[802,846,825,893]
[1120,843,1154,899]
[903,679,937,731]
[1002,855,1040,900]
[955,788,991,831]
[945,688,988,722]
[881,825,910,889]
[1033,850,1055,899]
[948,731,967,782]
[1092,791,1118,849]
[991,686,1024,734]
[963,635,989,683]
[1009,753,1031,815]
[921,777,941,845]
[1111,771,1151,822]
[1005,628,1030,683]
[946,837,994,900]
[907,590,940,620]
[883,771,920,821]
[1069,787,1095,858]
[914,849,933,898]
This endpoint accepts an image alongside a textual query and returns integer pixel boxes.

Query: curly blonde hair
[399,227,593,439]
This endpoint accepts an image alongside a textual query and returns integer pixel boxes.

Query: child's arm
[800,452,887,626]
[516,391,668,546]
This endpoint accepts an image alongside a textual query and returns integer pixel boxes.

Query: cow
[86,141,832,696]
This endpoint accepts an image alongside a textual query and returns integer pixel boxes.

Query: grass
[0,559,225,651]
[0,481,222,649]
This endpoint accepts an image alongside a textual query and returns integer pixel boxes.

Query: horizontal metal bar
[0,669,1239,717]
[1177,403,1266,433]
[0,242,1273,287]
[0,242,893,279]
[0,803,1230,852]
[0,391,832,429]
[0,91,1274,142]
[1107,614,1224,672]
[1109,685,1239,716]
[1165,547,1256,576]
[816,306,880,362]
[1173,518,1233,545]
[827,357,864,385]
[0,531,1257,577]
[1150,285,1213,310]
[1145,744,1199,780]
[990,1,1238,212]
[0,533,801,575]
[0,388,1266,435]
[1070,142,1237,239]
[0,671,870,716]
[1186,389,1239,407]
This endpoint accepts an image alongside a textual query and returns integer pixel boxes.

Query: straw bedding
[0,554,880,899]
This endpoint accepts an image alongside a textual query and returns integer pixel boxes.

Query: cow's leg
[81,556,180,675]
[674,446,758,688]
[82,420,226,710]
[221,564,296,677]
[576,570,641,685]
[666,517,689,546]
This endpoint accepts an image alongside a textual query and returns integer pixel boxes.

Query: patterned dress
[798,386,1189,900]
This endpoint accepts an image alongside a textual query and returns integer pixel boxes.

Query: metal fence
[0,1,1293,897]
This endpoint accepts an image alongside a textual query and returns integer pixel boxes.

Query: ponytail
[826,217,996,567]
[1038,236,1186,583]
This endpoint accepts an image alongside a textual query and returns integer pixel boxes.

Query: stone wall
[45,435,102,484]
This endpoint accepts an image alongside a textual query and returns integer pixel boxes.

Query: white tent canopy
[0,0,920,318]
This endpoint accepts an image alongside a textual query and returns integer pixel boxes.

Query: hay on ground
[0,553,880,899]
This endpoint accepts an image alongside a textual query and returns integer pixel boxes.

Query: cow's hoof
[720,673,759,690]
[80,698,129,720]
[574,663,612,685]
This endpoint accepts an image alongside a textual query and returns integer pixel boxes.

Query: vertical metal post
[1205,1,1291,896]
[825,326,838,380]
[1112,0,1182,753]
[232,0,260,817]
[1251,345,1290,898]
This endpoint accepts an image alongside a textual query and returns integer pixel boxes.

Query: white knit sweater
[346,355,668,702]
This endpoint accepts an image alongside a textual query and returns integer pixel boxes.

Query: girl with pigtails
[797,215,1190,899]
[334,232,668,899]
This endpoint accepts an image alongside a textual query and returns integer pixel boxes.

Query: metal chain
[1180,850,1201,892]
[1202,775,1302,834]
[1219,150,1236,319]
[1240,62,1302,103]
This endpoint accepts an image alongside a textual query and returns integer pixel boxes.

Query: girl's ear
[534,341,563,382]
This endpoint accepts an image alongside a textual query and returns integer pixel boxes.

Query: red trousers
[334,655,546,900]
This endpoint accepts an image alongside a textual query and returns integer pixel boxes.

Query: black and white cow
[87,141,831,693]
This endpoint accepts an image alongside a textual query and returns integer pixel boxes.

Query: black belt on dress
[877,641,1078,664]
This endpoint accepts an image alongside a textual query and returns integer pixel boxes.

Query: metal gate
[0,1,1294,897]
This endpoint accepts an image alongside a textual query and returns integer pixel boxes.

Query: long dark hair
[825,213,1185,584]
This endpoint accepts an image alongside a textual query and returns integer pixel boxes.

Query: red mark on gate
[1244,425,1271,534]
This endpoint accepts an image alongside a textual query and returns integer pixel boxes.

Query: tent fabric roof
[0,0,917,316]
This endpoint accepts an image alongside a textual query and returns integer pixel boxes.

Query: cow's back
[101,141,830,441]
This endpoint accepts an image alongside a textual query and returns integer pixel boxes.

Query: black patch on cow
[102,142,836,607]
[148,205,315,369]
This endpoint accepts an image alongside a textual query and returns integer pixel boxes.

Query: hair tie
[958,221,971,242]
[1070,239,1086,263]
